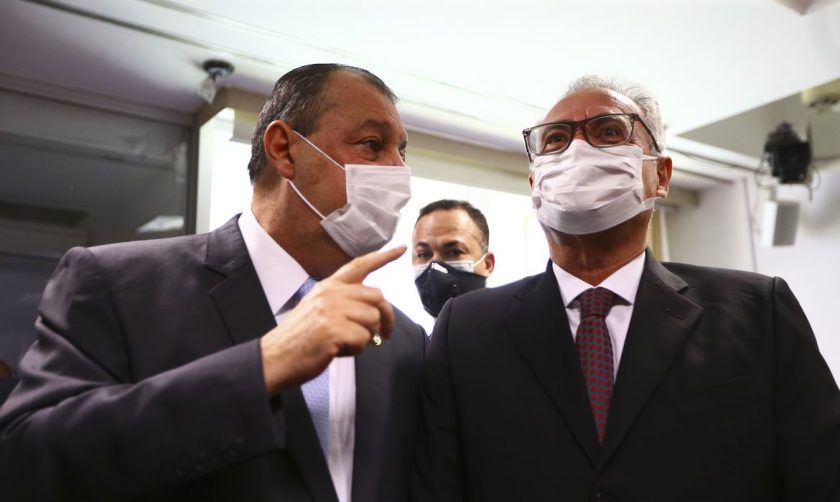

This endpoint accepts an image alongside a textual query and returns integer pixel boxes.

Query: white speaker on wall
[761,200,800,247]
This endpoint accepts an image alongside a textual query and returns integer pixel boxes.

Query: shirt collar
[552,251,646,307]
[238,208,309,316]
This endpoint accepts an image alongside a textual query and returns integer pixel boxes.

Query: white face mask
[530,140,659,235]
[289,132,412,257]
[412,253,487,279]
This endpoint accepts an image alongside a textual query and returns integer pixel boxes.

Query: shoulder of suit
[80,216,241,268]
[58,232,212,286]
[660,260,775,289]
[451,271,546,307]
[85,232,208,265]
[392,305,425,333]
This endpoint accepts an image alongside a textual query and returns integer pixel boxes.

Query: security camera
[763,122,811,184]
[202,60,235,81]
[198,59,235,104]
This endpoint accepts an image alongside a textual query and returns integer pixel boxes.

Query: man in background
[411,75,840,501]
[411,199,494,318]
[0,63,426,501]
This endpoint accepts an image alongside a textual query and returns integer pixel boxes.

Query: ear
[656,156,673,198]
[264,120,297,180]
[482,251,496,276]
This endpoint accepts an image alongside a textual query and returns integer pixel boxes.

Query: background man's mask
[413,260,487,318]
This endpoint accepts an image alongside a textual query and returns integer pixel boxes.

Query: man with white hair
[411,76,840,501]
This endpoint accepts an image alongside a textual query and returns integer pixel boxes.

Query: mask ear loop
[288,180,327,220]
[287,130,346,221]
[292,130,346,172]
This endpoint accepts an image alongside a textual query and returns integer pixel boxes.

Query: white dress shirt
[551,251,646,377]
[239,209,355,502]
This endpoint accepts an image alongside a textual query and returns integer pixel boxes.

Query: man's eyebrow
[354,119,407,147]
[354,119,391,134]
[441,240,467,248]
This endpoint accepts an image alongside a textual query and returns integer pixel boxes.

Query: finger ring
[370,333,382,346]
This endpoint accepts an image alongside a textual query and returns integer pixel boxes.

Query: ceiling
[0,0,839,200]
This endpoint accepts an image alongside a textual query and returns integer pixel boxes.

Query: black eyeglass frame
[522,113,661,161]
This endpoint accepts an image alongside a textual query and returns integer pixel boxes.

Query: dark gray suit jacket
[0,380,16,405]
[412,253,840,501]
[0,217,426,501]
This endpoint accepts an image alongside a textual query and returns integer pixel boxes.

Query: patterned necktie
[575,287,616,446]
[295,278,331,458]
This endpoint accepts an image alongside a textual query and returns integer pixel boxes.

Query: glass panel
[0,92,191,377]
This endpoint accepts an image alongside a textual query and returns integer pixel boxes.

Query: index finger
[331,245,407,284]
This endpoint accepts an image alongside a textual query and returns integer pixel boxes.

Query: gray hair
[247,64,398,182]
[565,75,665,154]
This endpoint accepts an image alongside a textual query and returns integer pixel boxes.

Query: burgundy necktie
[575,287,616,445]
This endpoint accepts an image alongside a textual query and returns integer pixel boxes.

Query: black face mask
[414,260,487,318]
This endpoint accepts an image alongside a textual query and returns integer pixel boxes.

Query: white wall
[665,178,756,271]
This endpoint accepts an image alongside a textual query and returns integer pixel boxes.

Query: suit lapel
[602,252,703,463]
[205,216,276,346]
[204,216,338,502]
[351,338,395,502]
[502,262,602,467]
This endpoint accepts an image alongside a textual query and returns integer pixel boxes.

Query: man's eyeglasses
[522,113,660,161]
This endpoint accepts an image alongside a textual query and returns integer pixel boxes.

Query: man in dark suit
[411,76,840,501]
[0,64,426,501]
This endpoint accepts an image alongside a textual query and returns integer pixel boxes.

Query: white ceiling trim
[0,73,193,126]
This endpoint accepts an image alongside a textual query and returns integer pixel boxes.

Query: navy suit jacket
[412,252,840,501]
[0,217,426,501]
